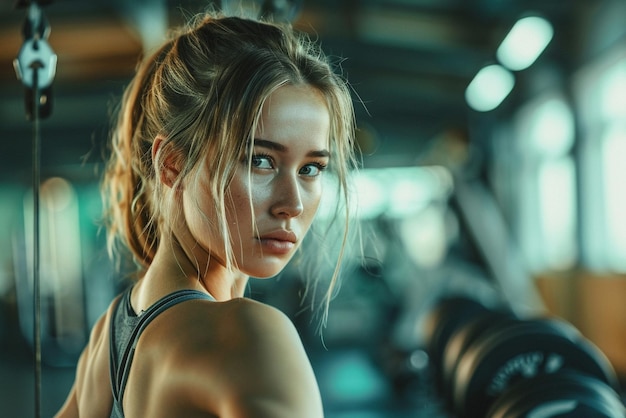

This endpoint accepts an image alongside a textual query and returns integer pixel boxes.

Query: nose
[270,173,304,219]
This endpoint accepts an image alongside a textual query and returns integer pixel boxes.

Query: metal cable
[32,67,42,418]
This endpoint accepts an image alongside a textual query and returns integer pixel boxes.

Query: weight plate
[423,296,489,380]
[487,370,625,418]
[441,309,517,404]
[452,318,619,418]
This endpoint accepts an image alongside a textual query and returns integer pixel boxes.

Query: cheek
[303,183,324,219]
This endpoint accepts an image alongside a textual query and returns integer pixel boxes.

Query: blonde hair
[102,12,358,319]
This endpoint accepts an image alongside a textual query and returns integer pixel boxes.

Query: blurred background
[2,0,626,416]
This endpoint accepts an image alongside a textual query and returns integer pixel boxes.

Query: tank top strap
[109,287,215,417]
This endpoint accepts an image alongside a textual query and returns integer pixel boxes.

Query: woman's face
[184,84,331,278]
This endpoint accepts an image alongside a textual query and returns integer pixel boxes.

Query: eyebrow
[253,138,330,158]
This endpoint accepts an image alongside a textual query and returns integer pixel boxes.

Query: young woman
[55,11,358,418]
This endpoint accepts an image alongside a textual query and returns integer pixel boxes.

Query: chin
[244,260,290,280]
[248,268,286,280]
[237,247,300,278]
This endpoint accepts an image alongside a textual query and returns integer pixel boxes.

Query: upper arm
[167,300,324,418]
[54,324,97,418]
[55,297,118,418]
[220,303,323,418]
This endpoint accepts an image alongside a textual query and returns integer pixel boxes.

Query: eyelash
[251,153,273,167]
[247,153,328,176]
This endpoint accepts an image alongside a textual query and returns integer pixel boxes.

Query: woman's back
[58,290,323,418]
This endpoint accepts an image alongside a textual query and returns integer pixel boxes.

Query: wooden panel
[535,271,626,377]
[0,16,142,83]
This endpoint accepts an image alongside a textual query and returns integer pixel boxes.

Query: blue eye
[300,163,327,177]
[251,154,273,169]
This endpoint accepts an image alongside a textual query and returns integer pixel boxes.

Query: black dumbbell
[422,296,492,390]
[451,316,621,418]
[440,307,518,406]
[486,370,626,417]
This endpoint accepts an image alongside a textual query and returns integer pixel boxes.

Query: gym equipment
[441,308,517,405]
[486,370,625,418]
[423,296,625,418]
[14,2,57,417]
[422,296,492,390]
[451,316,620,417]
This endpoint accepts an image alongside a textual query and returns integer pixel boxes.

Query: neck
[134,231,249,311]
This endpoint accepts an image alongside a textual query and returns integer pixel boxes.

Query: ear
[153,136,181,188]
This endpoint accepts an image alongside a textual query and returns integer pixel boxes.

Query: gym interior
[2,0,626,417]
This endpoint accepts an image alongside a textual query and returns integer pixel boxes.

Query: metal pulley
[14,1,57,119]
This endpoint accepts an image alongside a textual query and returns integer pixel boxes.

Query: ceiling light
[465,64,515,112]
[496,16,554,71]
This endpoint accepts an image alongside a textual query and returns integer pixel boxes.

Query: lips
[259,230,297,243]
[257,230,297,254]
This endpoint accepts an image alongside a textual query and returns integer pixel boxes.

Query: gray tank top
[109,286,215,418]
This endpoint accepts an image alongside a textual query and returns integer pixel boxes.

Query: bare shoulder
[153,297,306,359]
[220,297,304,344]
[141,297,324,418]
